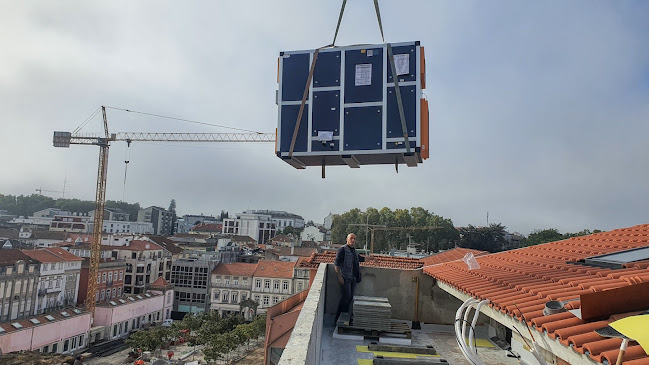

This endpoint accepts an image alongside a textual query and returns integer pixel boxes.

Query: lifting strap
[386,43,411,154]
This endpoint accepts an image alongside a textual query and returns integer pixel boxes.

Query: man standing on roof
[335,233,366,322]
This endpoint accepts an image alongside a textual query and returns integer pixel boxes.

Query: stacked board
[352,296,392,331]
[276,42,429,169]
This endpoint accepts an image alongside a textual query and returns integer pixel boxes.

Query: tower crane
[53,106,275,315]
[35,187,64,196]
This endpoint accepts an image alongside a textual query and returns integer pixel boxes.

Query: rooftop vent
[11,322,23,329]
[30,318,40,324]
[61,311,70,318]
[136,295,143,300]
[0,327,5,333]
[119,299,126,304]
[72,308,82,314]
[128,297,135,302]
[144,293,151,297]
[109,301,117,306]
[45,315,55,321]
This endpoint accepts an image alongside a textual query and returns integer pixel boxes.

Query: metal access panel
[276,41,429,169]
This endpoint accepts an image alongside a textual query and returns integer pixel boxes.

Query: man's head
[346,233,356,247]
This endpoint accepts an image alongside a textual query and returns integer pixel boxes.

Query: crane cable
[103,106,265,134]
[288,0,387,158]
[122,141,131,202]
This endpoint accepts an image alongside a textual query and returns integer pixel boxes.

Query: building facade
[77,259,126,306]
[49,214,91,233]
[110,240,171,295]
[210,262,257,319]
[245,210,305,230]
[0,250,39,322]
[251,261,297,313]
[89,208,130,222]
[176,214,219,234]
[137,207,173,236]
[170,256,219,313]
[22,248,82,315]
[223,212,276,244]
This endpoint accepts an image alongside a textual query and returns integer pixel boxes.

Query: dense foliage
[330,207,459,253]
[522,228,602,247]
[0,194,142,221]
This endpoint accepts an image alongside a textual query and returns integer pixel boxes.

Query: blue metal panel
[386,85,417,138]
[313,51,341,88]
[280,105,309,153]
[387,45,418,83]
[343,106,383,151]
[387,141,417,150]
[344,47,383,104]
[281,53,310,102]
[312,90,340,137]
[312,140,339,152]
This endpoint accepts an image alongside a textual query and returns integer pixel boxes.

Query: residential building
[264,246,318,262]
[137,206,173,236]
[23,248,83,314]
[300,225,330,242]
[190,222,223,235]
[176,214,218,234]
[93,278,174,342]
[210,262,257,319]
[170,255,219,313]
[269,234,296,247]
[33,208,70,218]
[0,227,69,247]
[251,261,297,313]
[88,208,130,222]
[7,216,53,228]
[93,220,154,235]
[0,250,39,322]
[110,240,171,294]
[223,212,276,244]
[246,210,305,230]
[49,214,91,233]
[0,308,92,355]
[323,213,333,230]
[77,258,126,306]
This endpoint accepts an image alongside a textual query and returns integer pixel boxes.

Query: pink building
[92,277,173,342]
[0,308,91,354]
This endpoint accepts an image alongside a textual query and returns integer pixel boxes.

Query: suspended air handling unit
[276,41,429,171]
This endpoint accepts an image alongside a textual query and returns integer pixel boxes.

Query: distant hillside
[0,194,141,221]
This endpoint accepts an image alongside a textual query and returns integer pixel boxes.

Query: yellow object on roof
[609,314,649,354]
[356,345,440,358]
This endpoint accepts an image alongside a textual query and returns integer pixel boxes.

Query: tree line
[331,207,602,253]
[125,312,266,363]
[0,194,143,221]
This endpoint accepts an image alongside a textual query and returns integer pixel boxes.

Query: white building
[323,213,333,230]
[210,262,257,319]
[250,261,297,312]
[245,210,305,230]
[176,214,219,234]
[300,225,330,242]
[94,220,154,234]
[222,212,276,244]
[22,248,82,314]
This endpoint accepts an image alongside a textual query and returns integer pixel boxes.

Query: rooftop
[211,262,258,277]
[254,260,296,279]
[0,249,37,266]
[0,308,89,335]
[98,292,163,308]
[22,247,83,263]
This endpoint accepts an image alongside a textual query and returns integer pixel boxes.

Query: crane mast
[53,106,275,315]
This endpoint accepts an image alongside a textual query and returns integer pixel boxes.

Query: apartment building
[222,212,276,244]
[251,261,297,312]
[49,214,91,233]
[245,210,305,230]
[77,258,126,306]
[175,214,218,234]
[210,262,257,319]
[88,208,130,222]
[23,248,82,315]
[137,206,173,236]
[111,240,171,295]
[0,250,39,322]
[170,256,219,313]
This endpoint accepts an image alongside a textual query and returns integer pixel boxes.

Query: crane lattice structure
[53,106,275,315]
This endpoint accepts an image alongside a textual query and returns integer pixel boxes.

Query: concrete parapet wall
[278,263,327,365]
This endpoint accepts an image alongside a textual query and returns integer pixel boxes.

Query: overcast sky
[1,1,648,235]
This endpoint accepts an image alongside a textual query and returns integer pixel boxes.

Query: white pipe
[469,300,489,355]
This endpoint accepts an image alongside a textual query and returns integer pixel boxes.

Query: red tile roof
[424,223,649,364]
[266,246,317,258]
[22,249,66,263]
[421,248,487,267]
[150,277,170,287]
[212,262,258,277]
[0,249,37,266]
[42,247,83,261]
[147,236,183,254]
[191,222,223,233]
[253,260,296,279]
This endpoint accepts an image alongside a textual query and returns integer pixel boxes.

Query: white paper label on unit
[318,131,334,142]
[394,54,409,75]
[355,64,372,86]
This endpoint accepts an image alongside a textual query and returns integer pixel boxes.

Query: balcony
[38,288,48,296]
[214,283,252,290]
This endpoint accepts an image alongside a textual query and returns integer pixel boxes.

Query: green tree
[458,224,507,253]
[126,328,163,352]
[523,228,564,246]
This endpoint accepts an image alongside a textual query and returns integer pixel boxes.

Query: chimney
[290,241,294,256]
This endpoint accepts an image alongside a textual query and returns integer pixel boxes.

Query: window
[50,263,55,270]
[118,288,122,296]
[264,280,270,289]
[222,291,229,302]
[241,293,247,301]
[119,271,123,281]
[225,276,230,285]
[100,290,105,300]
[106,290,111,300]
[108,272,112,282]
[255,279,261,288]
[298,281,303,291]
[102,273,106,283]
[231,292,238,303]
[214,290,220,300]
[233,277,239,285]
[274,281,279,290]
[254,294,260,303]
[263,296,269,306]
[273,296,279,305]
[63,339,69,352]
[283,281,289,290]
[113,288,116,297]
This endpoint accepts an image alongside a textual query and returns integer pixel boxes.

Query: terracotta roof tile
[253,260,296,279]
[0,249,37,266]
[424,223,649,363]
[212,262,258,277]
[114,240,164,251]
